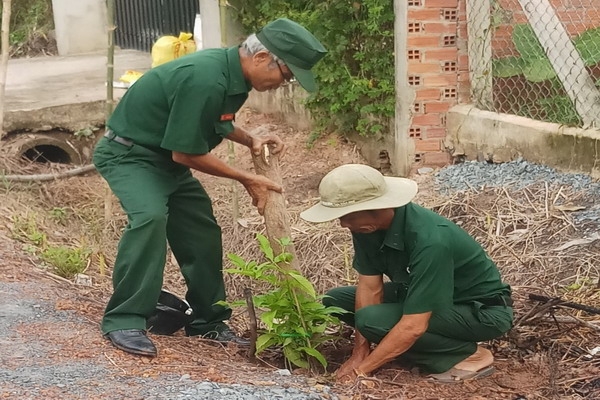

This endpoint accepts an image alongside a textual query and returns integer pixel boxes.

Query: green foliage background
[233,0,395,138]
[1,0,54,46]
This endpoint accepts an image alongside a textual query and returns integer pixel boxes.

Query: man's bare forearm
[172,151,252,183]
[225,126,253,148]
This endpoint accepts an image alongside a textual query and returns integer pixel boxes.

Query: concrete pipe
[5,133,85,165]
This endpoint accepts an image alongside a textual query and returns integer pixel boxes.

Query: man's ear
[253,50,271,65]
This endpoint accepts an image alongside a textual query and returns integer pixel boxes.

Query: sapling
[219,234,346,371]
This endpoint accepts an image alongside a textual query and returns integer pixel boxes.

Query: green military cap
[256,18,327,92]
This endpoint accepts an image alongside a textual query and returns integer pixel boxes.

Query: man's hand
[249,132,286,157]
[241,174,283,215]
[335,353,369,383]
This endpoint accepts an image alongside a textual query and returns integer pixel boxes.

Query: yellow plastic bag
[151,32,196,68]
[119,70,144,84]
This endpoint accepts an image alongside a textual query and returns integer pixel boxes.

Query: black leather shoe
[105,329,157,357]
[203,328,250,346]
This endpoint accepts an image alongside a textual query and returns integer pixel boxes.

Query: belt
[476,295,513,307]
[104,130,134,147]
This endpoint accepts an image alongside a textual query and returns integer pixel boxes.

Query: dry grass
[1,153,599,397]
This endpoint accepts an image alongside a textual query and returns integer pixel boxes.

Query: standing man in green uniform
[94,18,327,357]
[300,164,513,382]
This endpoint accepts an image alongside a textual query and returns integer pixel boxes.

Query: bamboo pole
[106,0,116,118]
[0,0,12,140]
[103,0,116,242]
[219,0,240,230]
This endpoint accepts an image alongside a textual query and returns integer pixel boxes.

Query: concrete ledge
[447,105,600,178]
[5,101,106,132]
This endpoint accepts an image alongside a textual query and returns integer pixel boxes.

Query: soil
[0,109,596,400]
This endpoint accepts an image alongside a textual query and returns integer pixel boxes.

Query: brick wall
[405,0,599,169]
[406,0,468,167]
[493,0,600,58]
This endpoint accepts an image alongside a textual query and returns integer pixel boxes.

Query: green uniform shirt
[352,203,511,315]
[107,46,252,155]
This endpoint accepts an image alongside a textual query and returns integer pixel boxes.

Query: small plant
[11,213,47,247]
[220,234,346,371]
[49,207,68,224]
[73,127,99,139]
[41,245,90,279]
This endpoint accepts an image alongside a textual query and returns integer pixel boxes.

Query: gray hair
[241,33,282,64]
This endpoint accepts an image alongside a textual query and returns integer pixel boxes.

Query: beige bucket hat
[300,164,418,223]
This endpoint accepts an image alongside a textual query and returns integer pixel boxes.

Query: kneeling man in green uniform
[300,164,513,382]
[94,18,327,357]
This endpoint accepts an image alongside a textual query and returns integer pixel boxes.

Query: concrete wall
[52,0,108,55]
[447,104,600,178]
[199,0,247,48]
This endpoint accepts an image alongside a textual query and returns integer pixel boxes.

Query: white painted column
[393,0,415,177]
[519,0,600,128]
[466,0,493,110]
[199,0,222,49]
[51,0,108,55]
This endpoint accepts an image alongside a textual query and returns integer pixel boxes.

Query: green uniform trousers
[93,138,231,336]
[323,283,513,373]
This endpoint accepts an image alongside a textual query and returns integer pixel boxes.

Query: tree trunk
[251,146,300,271]
[0,0,12,140]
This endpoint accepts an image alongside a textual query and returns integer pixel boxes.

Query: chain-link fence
[467,0,600,128]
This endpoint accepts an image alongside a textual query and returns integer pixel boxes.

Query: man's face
[248,51,294,92]
[339,211,379,234]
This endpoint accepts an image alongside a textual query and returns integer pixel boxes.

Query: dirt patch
[1,108,599,399]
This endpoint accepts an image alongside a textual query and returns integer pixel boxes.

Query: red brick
[423,48,458,61]
[457,24,468,39]
[458,0,467,14]
[423,74,458,86]
[415,139,442,152]
[425,101,452,113]
[412,113,441,126]
[407,36,442,47]
[408,63,442,74]
[458,54,469,70]
[424,151,451,166]
[424,22,456,34]
[424,127,448,139]
[415,88,441,100]
[425,0,458,7]
[408,9,442,21]
[457,72,470,82]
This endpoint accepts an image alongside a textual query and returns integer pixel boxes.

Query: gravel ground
[0,280,337,400]
[435,158,600,231]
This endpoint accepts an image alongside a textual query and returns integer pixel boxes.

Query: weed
[49,207,68,224]
[41,245,90,279]
[11,213,47,247]
[220,234,346,371]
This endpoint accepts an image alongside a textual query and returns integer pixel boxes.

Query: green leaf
[256,333,277,353]
[523,59,556,82]
[574,27,600,66]
[492,56,526,78]
[278,237,292,247]
[260,309,278,329]
[513,24,546,60]
[256,234,274,261]
[288,271,317,298]
[226,253,247,268]
[299,347,328,368]
[283,346,310,369]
